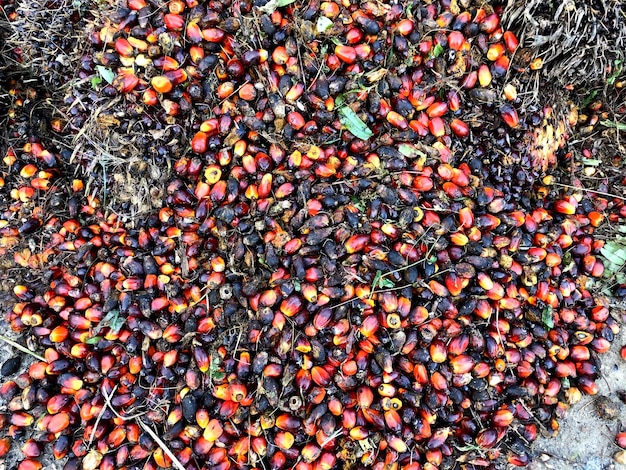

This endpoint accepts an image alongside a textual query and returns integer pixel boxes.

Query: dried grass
[69,96,169,225]
[2,0,174,224]
[4,0,93,90]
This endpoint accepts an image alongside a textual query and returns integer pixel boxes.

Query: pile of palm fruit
[0,0,625,469]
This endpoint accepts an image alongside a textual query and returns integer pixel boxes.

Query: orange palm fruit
[335,45,357,64]
[151,76,173,93]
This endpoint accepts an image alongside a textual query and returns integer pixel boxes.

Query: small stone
[594,395,620,420]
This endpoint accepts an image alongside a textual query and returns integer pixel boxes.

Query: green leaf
[85,336,102,345]
[430,43,444,58]
[110,315,126,334]
[455,444,482,452]
[258,0,297,14]
[371,270,382,291]
[316,16,333,34]
[398,143,426,159]
[542,306,554,329]
[96,65,115,85]
[338,106,373,140]
[92,309,116,334]
[91,76,103,89]
[601,242,626,269]
[561,251,574,273]
[580,89,598,109]
[600,120,626,131]
[371,269,395,290]
[209,355,226,381]
[607,61,623,85]
[351,195,365,212]
[581,157,602,166]
[92,309,125,335]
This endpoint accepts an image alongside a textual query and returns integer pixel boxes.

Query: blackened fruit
[1,356,22,376]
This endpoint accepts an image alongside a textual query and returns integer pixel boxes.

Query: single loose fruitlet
[151,76,173,93]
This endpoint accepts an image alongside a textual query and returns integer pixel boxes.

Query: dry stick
[551,181,626,201]
[137,419,187,470]
[88,399,108,448]
[100,385,186,470]
[0,334,45,361]
[101,385,150,422]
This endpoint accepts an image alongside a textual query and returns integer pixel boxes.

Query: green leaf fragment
[258,0,297,14]
[316,16,333,34]
[600,240,626,278]
[96,65,115,84]
[371,270,382,291]
[581,157,602,166]
[431,43,444,58]
[110,315,126,334]
[398,143,426,159]
[85,336,103,345]
[607,61,623,85]
[351,196,365,212]
[542,306,554,329]
[601,243,626,260]
[600,120,626,131]
[338,106,373,140]
[371,270,396,290]
[209,355,226,381]
[580,89,598,109]
[92,309,126,336]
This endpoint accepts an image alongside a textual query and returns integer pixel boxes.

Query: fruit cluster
[0,0,625,470]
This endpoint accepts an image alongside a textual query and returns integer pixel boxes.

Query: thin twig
[551,181,626,201]
[137,419,187,470]
[99,385,186,470]
[0,334,45,361]
[101,385,149,421]
[88,400,107,448]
